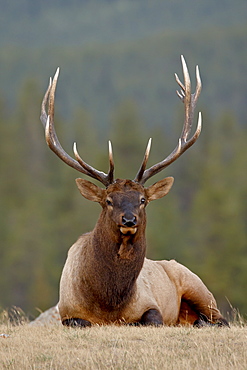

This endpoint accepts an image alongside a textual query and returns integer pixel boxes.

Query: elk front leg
[62,318,92,328]
[140,309,163,326]
[128,309,163,326]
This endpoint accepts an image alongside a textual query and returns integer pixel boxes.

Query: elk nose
[122,215,137,227]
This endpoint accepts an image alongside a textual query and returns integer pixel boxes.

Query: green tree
[186,113,247,314]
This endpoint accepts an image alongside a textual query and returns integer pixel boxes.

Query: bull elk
[40,56,229,327]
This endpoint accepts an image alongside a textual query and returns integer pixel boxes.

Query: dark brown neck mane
[84,210,147,312]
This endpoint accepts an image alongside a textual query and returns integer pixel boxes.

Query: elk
[40,56,229,327]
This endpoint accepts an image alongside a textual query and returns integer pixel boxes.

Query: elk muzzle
[120,213,138,235]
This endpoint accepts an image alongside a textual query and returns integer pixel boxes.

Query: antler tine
[134,138,152,183]
[180,55,192,141]
[73,142,114,186]
[107,141,115,185]
[41,68,114,187]
[136,56,202,185]
[40,78,52,129]
[194,65,202,102]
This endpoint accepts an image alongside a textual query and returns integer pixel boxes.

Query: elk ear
[76,178,105,203]
[145,177,174,202]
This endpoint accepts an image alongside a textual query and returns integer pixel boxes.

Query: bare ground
[0,321,246,369]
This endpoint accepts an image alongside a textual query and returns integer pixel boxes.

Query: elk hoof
[139,309,163,326]
[193,314,230,328]
[62,318,92,328]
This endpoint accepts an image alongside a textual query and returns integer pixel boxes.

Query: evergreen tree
[187,113,247,314]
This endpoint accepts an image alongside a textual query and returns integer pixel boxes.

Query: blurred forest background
[0,0,246,319]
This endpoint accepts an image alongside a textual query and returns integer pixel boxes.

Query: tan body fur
[59,232,223,326]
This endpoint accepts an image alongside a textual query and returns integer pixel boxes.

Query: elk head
[40,56,202,238]
[75,177,174,239]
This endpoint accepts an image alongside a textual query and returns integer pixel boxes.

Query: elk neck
[84,204,147,311]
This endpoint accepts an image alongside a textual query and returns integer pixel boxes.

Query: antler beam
[135,55,202,184]
[41,56,201,188]
[40,68,114,186]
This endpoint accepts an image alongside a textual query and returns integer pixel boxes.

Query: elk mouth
[120,226,137,235]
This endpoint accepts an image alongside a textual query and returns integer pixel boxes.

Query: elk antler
[135,55,202,185]
[40,68,114,186]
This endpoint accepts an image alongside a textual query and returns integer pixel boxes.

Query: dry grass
[0,318,246,370]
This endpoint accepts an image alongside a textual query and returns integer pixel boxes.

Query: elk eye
[106,199,113,206]
[140,197,146,205]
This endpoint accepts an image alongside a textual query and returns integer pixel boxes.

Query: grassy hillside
[0,322,246,369]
